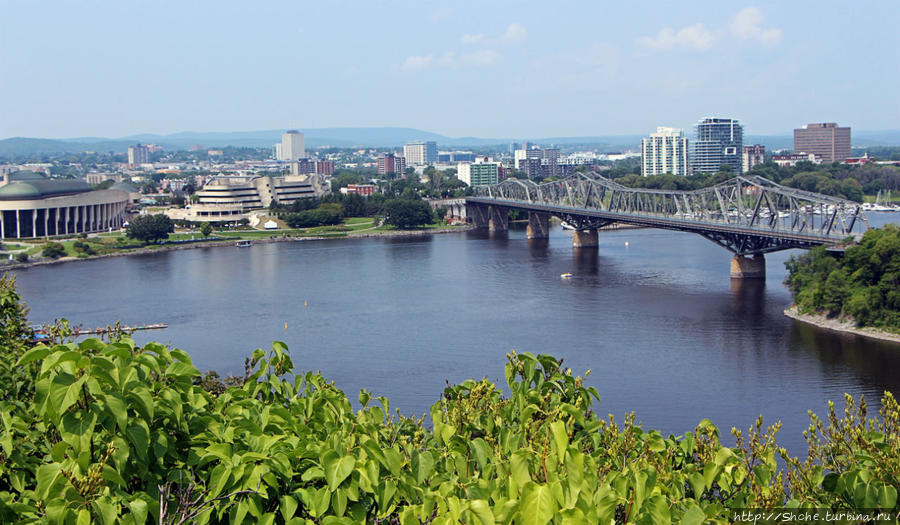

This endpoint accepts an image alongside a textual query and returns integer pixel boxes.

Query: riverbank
[0,225,475,271]
[784,305,900,345]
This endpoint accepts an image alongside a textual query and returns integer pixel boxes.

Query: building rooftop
[0,171,93,201]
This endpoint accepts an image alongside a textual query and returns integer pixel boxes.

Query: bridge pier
[730,254,766,279]
[526,212,550,239]
[572,229,598,248]
[470,204,490,228]
[489,207,508,232]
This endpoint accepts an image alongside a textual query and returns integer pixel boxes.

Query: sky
[1,0,898,139]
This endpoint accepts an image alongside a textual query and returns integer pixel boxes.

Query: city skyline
[1,1,897,139]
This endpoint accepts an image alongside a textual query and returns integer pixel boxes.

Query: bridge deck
[466,197,851,246]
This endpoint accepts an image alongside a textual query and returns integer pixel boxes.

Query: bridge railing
[472,173,868,240]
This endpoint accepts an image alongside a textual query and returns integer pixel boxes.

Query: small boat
[560,273,573,279]
[235,240,252,247]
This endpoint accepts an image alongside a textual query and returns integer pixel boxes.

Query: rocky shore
[783,305,900,345]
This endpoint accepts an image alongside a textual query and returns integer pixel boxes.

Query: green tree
[200,222,213,238]
[41,242,66,259]
[126,214,175,244]
[383,199,434,229]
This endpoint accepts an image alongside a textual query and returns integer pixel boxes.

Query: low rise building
[0,171,129,239]
[340,184,376,196]
[772,153,822,167]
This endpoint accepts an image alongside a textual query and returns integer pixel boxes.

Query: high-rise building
[377,153,406,176]
[793,123,851,163]
[641,127,689,176]
[458,157,501,186]
[403,141,437,166]
[127,144,150,166]
[692,118,743,174]
[742,145,766,173]
[280,130,306,162]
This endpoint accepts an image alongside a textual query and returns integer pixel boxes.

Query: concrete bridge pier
[572,229,598,248]
[489,207,508,232]
[730,254,766,279]
[470,204,490,228]
[526,212,550,239]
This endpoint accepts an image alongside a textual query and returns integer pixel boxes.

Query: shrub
[41,242,66,259]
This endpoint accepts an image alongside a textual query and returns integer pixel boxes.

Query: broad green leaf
[126,420,150,462]
[166,361,200,378]
[520,482,557,525]
[280,495,298,521]
[510,450,532,487]
[323,451,355,491]
[680,503,706,525]
[550,421,568,462]
[16,346,50,366]
[469,499,496,525]
[413,451,434,484]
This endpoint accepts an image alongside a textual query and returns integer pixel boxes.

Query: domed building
[0,171,129,239]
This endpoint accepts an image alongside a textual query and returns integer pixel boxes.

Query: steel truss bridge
[467,173,868,256]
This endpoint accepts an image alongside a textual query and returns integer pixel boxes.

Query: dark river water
[13,213,900,455]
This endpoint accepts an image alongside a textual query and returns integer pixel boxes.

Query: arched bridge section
[466,173,869,278]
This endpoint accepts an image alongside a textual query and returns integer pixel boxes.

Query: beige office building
[793,123,851,163]
[280,131,306,161]
[0,171,129,239]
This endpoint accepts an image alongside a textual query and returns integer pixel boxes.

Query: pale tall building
[127,144,150,166]
[403,141,437,166]
[793,123,850,163]
[742,145,766,173]
[280,130,306,162]
[641,127,689,176]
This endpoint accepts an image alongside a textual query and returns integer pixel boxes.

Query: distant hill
[2,128,898,157]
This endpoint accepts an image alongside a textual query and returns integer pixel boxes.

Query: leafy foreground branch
[0,341,895,524]
[0,283,898,523]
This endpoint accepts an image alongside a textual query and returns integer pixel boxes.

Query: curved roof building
[0,171,129,239]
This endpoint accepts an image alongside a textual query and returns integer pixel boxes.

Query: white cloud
[462,49,502,67]
[461,33,484,45]
[638,23,716,51]
[639,8,781,52]
[402,54,433,71]
[499,23,527,45]
[430,7,451,22]
[730,7,782,45]
[461,22,527,46]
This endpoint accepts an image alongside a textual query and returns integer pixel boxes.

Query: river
[13,213,900,455]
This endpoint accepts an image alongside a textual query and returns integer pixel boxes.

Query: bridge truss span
[469,173,869,256]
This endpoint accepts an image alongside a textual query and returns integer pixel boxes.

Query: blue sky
[1,0,897,139]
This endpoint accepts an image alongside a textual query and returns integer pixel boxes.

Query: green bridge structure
[465,172,869,278]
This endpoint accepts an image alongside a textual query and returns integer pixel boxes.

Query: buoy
[304,300,308,308]
[284,322,288,331]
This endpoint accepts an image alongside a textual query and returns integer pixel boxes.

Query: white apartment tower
[641,127,689,176]
[280,130,306,162]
